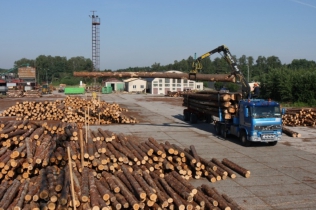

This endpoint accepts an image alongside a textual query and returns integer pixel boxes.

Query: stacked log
[24,90,42,98]
[0,120,247,209]
[166,90,196,97]
[6,90,23,98]
[0,96,138,124]
[183,90,242,119]
[282,108,316,127]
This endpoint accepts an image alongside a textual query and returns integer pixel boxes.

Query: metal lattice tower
[90,11,100,71]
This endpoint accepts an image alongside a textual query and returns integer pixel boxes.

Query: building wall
[147,78,203,94]
[125,79,147,92]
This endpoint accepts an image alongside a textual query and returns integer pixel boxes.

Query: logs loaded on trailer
[0,96,138,125]
[0,119,249,210]
[183,90,242,120]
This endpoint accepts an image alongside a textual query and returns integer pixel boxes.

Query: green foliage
[60,77,82,86]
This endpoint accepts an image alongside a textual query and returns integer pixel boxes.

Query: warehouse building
[144,70,203,95]
[123,78,147,93]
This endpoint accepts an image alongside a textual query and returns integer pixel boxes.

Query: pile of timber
[183,90,242,120]
[0,120,248,210]
[6,89,23,98]
[282,108,316,127]
[166,90,196,97]
[0,96,138,124]
[23,90,42,98]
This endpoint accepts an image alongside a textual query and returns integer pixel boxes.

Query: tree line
[5,53,316,105]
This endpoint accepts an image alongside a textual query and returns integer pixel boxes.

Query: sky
[1,0,316,71]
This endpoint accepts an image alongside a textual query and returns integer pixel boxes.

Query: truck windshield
[251,106,281,118]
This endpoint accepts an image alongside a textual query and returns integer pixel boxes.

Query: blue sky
[1,0,316,70]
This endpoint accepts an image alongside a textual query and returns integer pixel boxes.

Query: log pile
[23,90,42,98]
[166,90,196,97]
[0,96,138,124]
[282,108,316,127]
[183,90,242,119]
[6,89,23,98]
[0,120,248,210]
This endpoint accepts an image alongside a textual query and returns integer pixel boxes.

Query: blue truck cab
[215,99,284,146]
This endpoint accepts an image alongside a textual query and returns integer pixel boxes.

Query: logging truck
[184,45,285,146]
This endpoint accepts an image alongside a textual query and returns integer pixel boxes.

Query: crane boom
[191,45,251,99]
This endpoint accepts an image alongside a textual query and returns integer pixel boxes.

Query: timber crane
[191,45,251,99]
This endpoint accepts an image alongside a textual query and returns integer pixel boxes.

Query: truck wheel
[220,125,227,138]
[240,131,251,147]
[190,113,198,124]
[215,122,220,135]
[183,110,190,121]
[268,141,277,146]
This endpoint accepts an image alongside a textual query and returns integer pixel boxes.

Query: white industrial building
[123,78,147,93]
[144,70,203,95]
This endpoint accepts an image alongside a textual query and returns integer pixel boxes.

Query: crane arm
[191,45,251,99]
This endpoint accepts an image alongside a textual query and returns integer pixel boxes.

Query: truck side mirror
[282,108,285,115]
[245,108,249,117]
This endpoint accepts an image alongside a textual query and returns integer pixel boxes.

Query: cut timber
[282,126,301,138]
[222,158,250,178]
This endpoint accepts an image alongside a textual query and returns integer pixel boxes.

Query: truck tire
[268,141,277,146]
[190,113,198,124]
[240,131,251,147]
[215,122,220,135]
[183,110,190,121]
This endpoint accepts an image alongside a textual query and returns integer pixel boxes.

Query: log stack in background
[182,90,242,120]
[0,96,138,124]
[282,108,316,127]
[6,89,23,98]
[0,119,248,210]
[23,90,42,98]
[166,90,196,97]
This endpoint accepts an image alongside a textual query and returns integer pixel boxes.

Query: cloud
[291,0,316,9]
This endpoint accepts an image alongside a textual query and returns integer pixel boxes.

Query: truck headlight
[277,131,281,135]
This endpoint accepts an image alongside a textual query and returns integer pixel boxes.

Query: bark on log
[0,179,21,210]
[222,158,250,178]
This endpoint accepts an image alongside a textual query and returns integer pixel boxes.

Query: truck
[184,45,284,146]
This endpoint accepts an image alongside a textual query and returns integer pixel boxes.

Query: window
[165,84,170,87]
[133,85,136,89]
[184,79,188,83]
[172,84,176,87]
[159,79,163,83]
[159,88,162,90]
[140,85,144,88]
[197,85,200,89]
[172,88,176,90]
[177,84,181,87]
[177,79,181,83]
[159,84,162,87]
[165,78,170,83]
[173,79,176,83]
[153,84,158,87]
[153,81,158,83]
